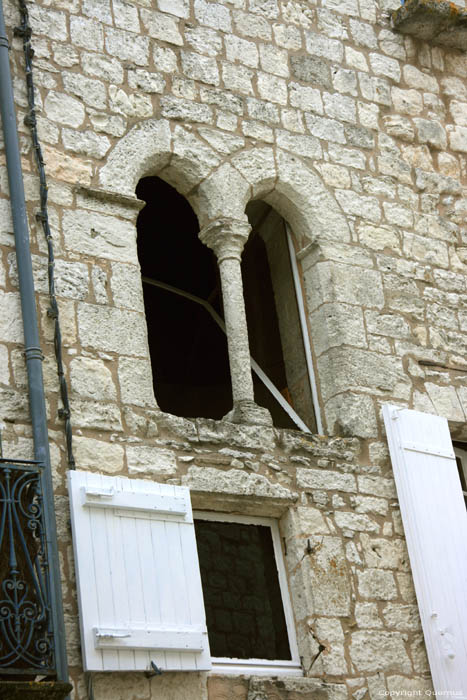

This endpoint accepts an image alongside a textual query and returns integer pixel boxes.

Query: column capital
[199,218,251,263]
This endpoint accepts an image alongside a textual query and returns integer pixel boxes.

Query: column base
[223,400,273,427]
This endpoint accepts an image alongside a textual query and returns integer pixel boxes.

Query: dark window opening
[453,442,467,509]
[136,176,231,420]
[243,201,317,432]
[194,518,291,661]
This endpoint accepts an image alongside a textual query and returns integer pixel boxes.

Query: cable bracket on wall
[15,0,75,468]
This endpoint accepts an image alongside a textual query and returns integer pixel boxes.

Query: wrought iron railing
[0,458,55,676]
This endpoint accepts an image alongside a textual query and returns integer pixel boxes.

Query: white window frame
[194,511,302,676]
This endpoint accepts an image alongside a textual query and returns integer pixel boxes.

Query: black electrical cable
[15,0,75,468]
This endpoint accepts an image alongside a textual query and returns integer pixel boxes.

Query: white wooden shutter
[383,405,467,697]
[67,470,212,672]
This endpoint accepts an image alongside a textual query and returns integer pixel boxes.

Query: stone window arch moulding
[97,118,354,435]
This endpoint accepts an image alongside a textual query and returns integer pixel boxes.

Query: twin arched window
[136,176,319,433]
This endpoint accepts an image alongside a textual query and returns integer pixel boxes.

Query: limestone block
[369,53,401,81]
[382,604,421,631]
[128,69,165,94]
[358,101,380,130]
[71,436,125,472]
[358,222,400,251]
[403,65,439,93]
[200,86,244,115]
[259,44,289,77]
[198,128,244,156]
[304,536,352,615]
[231,147,276,197]
[336,190,381,222]
[325,393,378,438]
[305,115,346,144]
[357,569,398,600]
[196,418,275,450]
[449,100,467,127]
[182,466,296,500]
[257,72,287,104]
[0,387,29,421]
[425,382,465,421]
[44,91,85,128]
[413,117,447,149]
[391,87,423,115]
[161,95,214,123]
[181,51,219,86]
[289,82,324,114]
[0,291,23,344]
[0,345,9,385]
[358,475,397,499]
[225,34,258,67]
[328,143,367,169]
[383,115,415,142]
[118,357,156,408]
[127,445,177,475]
[28,4,68,40]
[296,468,357,492]
[168,125,221,194]
[266,149,351,244]
[109,86,153,119]
[410,634,430,673]
[62,129,110,159]
[305,31,344,62]
[89,112,127,138]
[448,125,467,153]
[350,630,412,673]
[81,0,112,23]
[291,55,331,88]
[194,0,231,31]
[78,303,148,356]
[355,602,383,628]
[105,27,150,63]
[233,10,272,40]
[282,505,330,539]
[70,356,116,400]
[359,74,391,105]
[351,495,388,515]
[110,263,144,311]
[276,130,322,159]
[335,511,380,533]
[403,232,449,267]
[70,15,103,50]
[153,45,179,73]
[360,534,409,570]
[310,303,367,356]
[323,92,357,123]
[62,72,107,110]
[350,19,378,47]
[99,119,172,196]
[319,163,351,188]
[332,68,358,96]
[62,209,137,263]
[304,261,384,311]
[247,97,279,124]
[113,0,140,32]
[273,23,303,50]
[70,398,123,431]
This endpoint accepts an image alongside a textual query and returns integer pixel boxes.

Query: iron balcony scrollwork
[0,458,55,675]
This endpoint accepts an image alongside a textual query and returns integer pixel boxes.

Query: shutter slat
[68,470,212,672]
[383,405,467,697]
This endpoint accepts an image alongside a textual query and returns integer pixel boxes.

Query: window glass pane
[194,519,291,661]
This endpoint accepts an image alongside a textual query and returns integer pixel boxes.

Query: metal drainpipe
[0,0,69,687]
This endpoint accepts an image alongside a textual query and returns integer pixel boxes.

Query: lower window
[194,512,302,675]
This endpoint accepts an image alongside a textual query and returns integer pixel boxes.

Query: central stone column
[199,218,272,427]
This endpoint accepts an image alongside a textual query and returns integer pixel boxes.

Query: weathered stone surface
[126,446,177,476]
[78,304,148,355]
[70,356,116,400]
[62,209,137,263]
[296,468,357,493]
[183,466,296,500]
[358,569,398,600]
[349,631,412,672]
[118,357,157,408]
[74,436,125,472]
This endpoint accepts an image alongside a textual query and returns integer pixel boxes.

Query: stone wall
[0,0,466,697]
